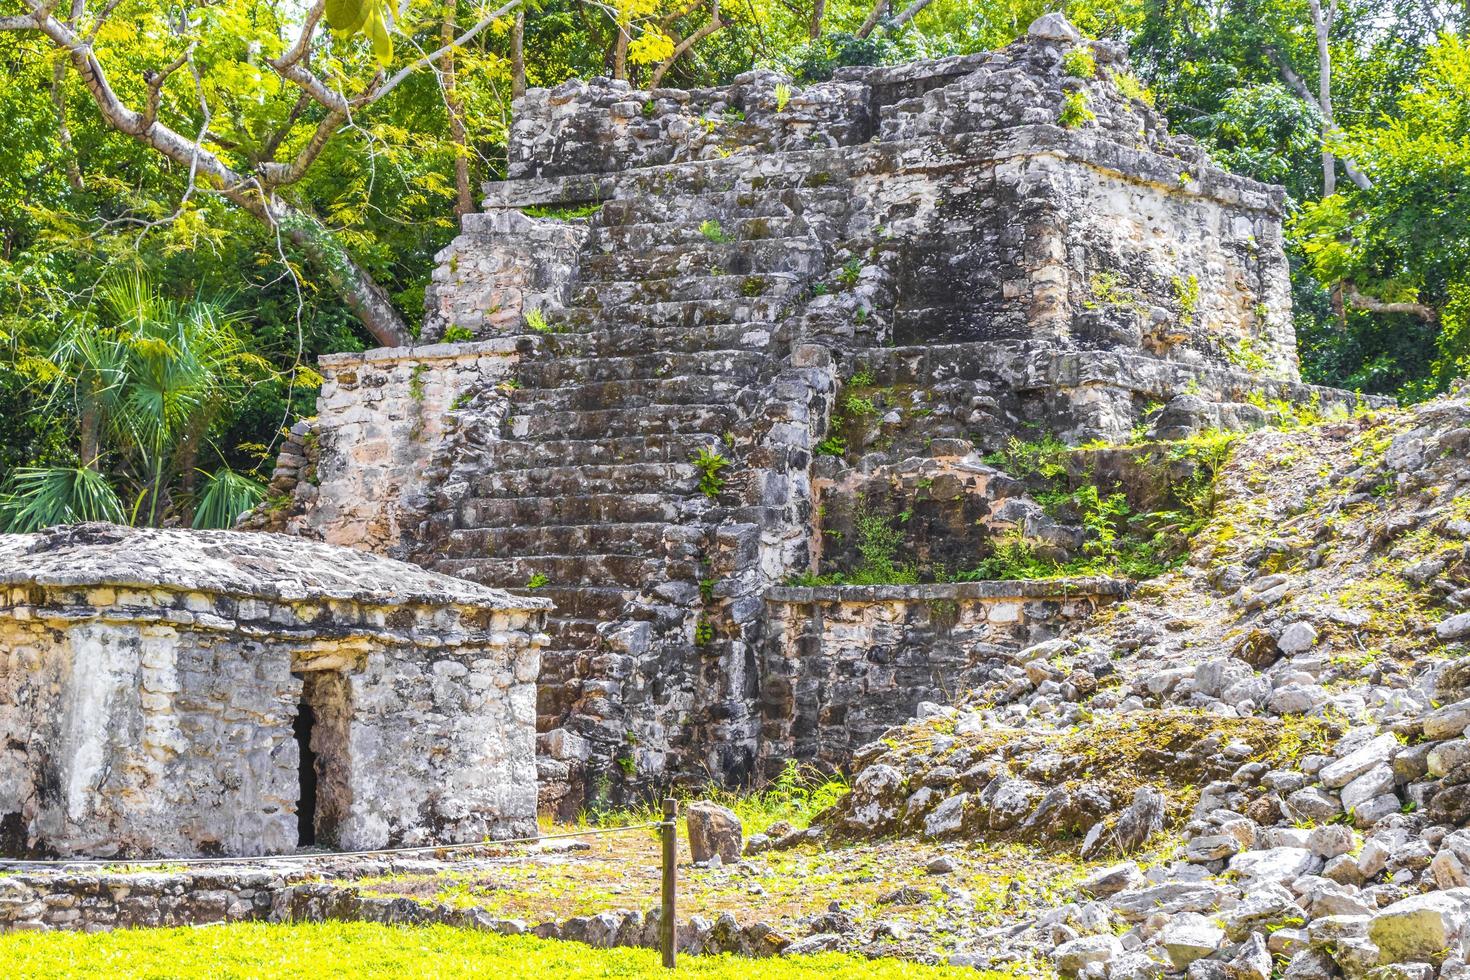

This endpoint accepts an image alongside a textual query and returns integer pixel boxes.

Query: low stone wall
[0,865,786,956]
[759,580,1128,773]
[842,342,1390,449]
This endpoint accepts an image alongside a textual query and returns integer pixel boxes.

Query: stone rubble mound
[808,385,1470,976]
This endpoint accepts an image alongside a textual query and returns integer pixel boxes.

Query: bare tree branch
[1264,42,1371,192]
[650,0,722,89]
[856,0,887,39]
[369,0,522,105]
[50,56,84,191]
[886,0,936,32]
[1342,283,1437,321]
[84,0,124,43]
[141,43,194,128]
[274,0,326,71]
[260,92,312,160]
[257,109,347,186]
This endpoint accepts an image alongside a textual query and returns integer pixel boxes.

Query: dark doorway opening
[294,696,318,847]
[293,670,351,850]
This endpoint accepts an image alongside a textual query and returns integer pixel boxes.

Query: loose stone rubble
[0,524,549,858]
[806,384,1470,977]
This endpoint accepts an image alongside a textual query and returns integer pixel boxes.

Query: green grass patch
[579,760,849,837]
[0,921,990,978]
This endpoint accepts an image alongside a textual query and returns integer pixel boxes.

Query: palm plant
[0,273,274,532]
[0,466,124,532]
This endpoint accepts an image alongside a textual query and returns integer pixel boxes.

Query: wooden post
[660,797,678,969]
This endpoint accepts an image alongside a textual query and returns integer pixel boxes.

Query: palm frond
[191,467,266,529]
[0,466,125,532]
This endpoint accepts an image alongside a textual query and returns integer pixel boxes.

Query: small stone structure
[253,16,1388,809]
[0,524,548,858]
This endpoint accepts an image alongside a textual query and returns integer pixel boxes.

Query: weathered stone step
[543,329,783,361]
[595,194,792,228]
[440,553,700,590]
[570,274,801,312]
[517,585,634,620]
[447,521,703,558]
[453,492,715,529]
[598,178,851,221]
[515,349,772,388]
[493,433,723,468]
[514,402,744,440]
[580,237,823,283]
[591,214,811,252]
[510,375,773,413]
[471,462,702,499]
[558,299,793,337]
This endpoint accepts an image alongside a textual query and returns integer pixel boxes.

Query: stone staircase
[416,172,846,808]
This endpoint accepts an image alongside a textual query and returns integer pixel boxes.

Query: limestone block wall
[507,71,872,181]
[839,342,1385,451]
[759,580,1128,772]
[0,608,302,857]
[423,210,589,342]
[0,526,547,858]
[495,26,1296,374]
[304,340,525,554]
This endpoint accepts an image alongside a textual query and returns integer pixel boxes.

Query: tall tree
[1,0,521,346]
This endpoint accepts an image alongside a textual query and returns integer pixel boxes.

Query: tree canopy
[0,0,1465,527]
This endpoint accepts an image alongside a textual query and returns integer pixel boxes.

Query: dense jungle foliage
[0,0,1466,528]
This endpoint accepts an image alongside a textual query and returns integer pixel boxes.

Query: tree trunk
[649,0,723,89]
[809,0,826,39]
[613,21,629,80]
[269,198,412,347]
[441,0,474,217]
[1265,42,1371,192]
[857,0,887,39]
[175,415,206,525]
[79,399,100,472]
[887,0,938,33]
[512,10,526,98]
[1311,0,1337,196]
[51,59,84,191]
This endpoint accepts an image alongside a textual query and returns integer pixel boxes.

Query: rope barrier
[0,821,662,870]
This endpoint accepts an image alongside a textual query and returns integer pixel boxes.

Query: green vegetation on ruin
[521,202,604,221]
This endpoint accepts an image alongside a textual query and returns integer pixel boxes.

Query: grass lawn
[1,921,994,978]
[354,829,1090,961]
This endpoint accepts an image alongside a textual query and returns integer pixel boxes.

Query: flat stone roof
[0,524,551,612]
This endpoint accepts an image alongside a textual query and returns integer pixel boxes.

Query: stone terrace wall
[424,212,588,341]
[758,579,1128,773]
[492,17,1296,375]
